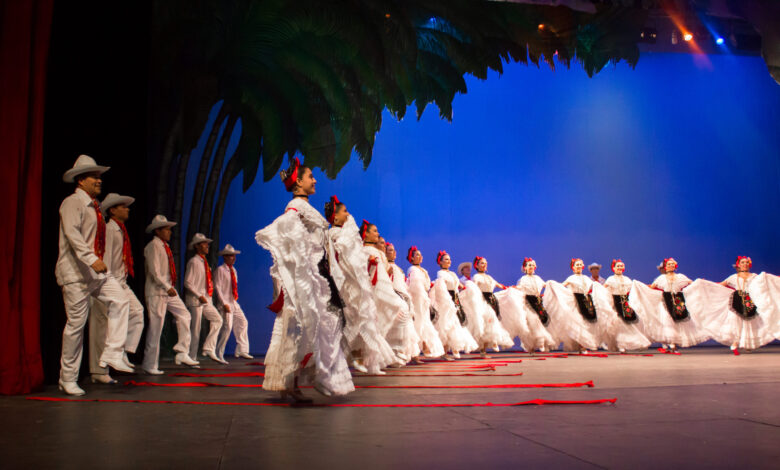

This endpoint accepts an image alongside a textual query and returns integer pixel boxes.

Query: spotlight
[683,32,693,42]
[538,24,545,30]
[715,37,724,45]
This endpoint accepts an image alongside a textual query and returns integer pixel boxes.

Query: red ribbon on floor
[169,372,265,378]
[27,396,617,407]
[124,380,595,390]
[359,372,526,377]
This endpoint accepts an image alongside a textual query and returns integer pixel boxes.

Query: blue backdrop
[185,53,780,354]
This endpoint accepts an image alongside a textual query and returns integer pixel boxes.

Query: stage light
[683,32,693,42]
[715,37,724,45]
[639,27,657,44]
[538,24,545,30]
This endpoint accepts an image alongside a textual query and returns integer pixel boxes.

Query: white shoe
[122,353,136,369]
[235,352,254,359]
[143,368,165,375]
[91,374,118,384]
[452,351,461,359]
[351,360,368,373]
[204,350,227,364]
[99,357,134,374]
[58,380,85,396]
[175,353,200,367]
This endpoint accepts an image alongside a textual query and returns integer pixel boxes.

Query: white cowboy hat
[145,214,177,233]
[588,263,602,269]
[218,244,241,256]
[188,232,213,250]
[457,262,471,274]
[63,154,110,183]
[100,193,135,215]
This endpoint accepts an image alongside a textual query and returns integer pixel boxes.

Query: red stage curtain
[0,0,53,395]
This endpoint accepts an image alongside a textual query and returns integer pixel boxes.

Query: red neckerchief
[115,220,134,277]
[200,254,213,296]
[162,239,176,284]
[230,266,238,301]
[91,199,106,260]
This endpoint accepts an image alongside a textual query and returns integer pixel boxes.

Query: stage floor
[2,345,779,469]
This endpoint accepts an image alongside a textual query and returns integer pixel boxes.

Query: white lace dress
[328,215,398,372]
[628,274,709,348]
[466,272,514,350]
[597,275,651,351]
[255,197,354,395]
[406,265,445,357]
[432,270,479,353]
[685,273,780,350]
[514,275,559,352]
[543,274,608,351]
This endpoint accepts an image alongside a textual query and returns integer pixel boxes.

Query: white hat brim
[101,195,135,214]
[145,221,177,233]
[188,238,213,250]
[63,165,110,183]
[218,249,241,255]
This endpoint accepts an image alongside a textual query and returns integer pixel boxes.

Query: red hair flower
[611,259,623,272]
[282,157,301,191]
[473,256,485,270]
[735,255,752,269]
[522,257,535,269]
[570,258,583,269]
[407,246,418,263]
[360,219,371,240]
[436,250,448,265]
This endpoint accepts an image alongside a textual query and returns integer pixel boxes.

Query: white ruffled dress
[628,274,709,348]
[514,275,559,352]
[255,197,354,395]
[406,265,446,357]
[432,270,479,354]
[543,275,608,351]
[386,261,422,360]
[328,215,399,372]
[466,273,515,351]
[685,273,779,350]
[597,275,651,351]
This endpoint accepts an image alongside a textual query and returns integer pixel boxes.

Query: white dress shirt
[144,236,175,296]
[184,254,214,306]
[104,219,128,282]
[214,263,238,307]
[55,188,105,286]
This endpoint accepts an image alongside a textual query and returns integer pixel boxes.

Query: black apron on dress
[662,292,690,322]
[731,290,758,319]
[573,293,597,323]
[482,292,501,320]
[612,295,638,324]
[525,294,550,326]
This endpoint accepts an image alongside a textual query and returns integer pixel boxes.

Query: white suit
[214,263,250,357]
[142,236,191,371]
[90,219,145,375]
[184,254,223,358]
[56,188,129,383]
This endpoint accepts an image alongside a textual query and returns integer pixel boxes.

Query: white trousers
[142,294,191,371]
[60,277,129,383]
[188,301,223,358]
[89,283,145,374]
[217,301,250,357]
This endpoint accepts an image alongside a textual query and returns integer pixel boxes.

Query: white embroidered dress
[597,275,651,351]
[514,275,559,352]
[406,265,445,357]
[432,270,478,353]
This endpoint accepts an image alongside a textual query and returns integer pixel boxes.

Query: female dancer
[544,259,605,353]
[630,258,709,352]
[433,251,478,358]
[406,247,446,358]
[324,197,398,373]
[361,225,419,364]
[598,259,651,352]
[514,258,559,353]
[384,242,422,362]
[255,158,354,402]
[685,256,779,354]
[467,256,515,357]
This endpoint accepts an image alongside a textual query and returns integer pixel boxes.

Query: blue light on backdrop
[182,53,780,354]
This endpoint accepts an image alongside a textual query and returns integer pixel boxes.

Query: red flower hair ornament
[522,257,535,269]
[735,256,752,269]
[407,246,419,263]
[359,219,371,240]
[611,259,624,272]
[570,258,583,269]
[436,250,448,265]
[282,157,301,191]
[325,195,341,224]
[473,256,485,270]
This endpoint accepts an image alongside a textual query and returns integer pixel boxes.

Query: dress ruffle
[496,288,557,352]
[460,281,514,351]
[591,283,651,351]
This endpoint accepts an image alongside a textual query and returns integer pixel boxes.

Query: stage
[2,346,778,469]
